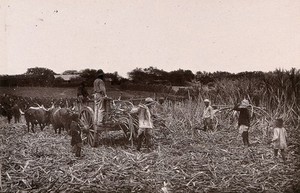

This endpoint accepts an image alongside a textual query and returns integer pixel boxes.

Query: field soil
[0,116,299,192]
[0,87,299,192]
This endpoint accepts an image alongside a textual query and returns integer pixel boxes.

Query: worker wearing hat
[93,69,107,125]
[145,97,155,106]
[233,99,251,146]
[158,97,165,105]
[203,99,214,131]
[130,97,155,151]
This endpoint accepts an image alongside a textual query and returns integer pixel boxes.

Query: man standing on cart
[94,69,107,125]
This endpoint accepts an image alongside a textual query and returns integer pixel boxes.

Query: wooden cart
[77,97,138,147]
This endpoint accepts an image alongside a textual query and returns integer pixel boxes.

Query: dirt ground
[0,115,299,193]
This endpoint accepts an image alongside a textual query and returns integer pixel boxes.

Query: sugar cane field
[0,86,299,193]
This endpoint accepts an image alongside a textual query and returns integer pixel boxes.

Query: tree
[25,67,56,76]
[105,71,123,85]
[53,77,65,87]
[128,68,146,83]
[168,69,194,86]
[25,67,56,86]
[128,66,195,86]
[62,70,79,75]
[195,71,214,84]
[144,66,169,82]
[79,68,98,86]
[183,70,195,82]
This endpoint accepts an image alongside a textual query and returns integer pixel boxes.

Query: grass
[0,86,158,100]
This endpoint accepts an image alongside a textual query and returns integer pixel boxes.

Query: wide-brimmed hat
[145,97,155,106]
[239,99,250,108]
[145,97,154,103]
[204,99,210,103]
[97,69,104,76]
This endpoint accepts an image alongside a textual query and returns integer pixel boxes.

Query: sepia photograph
[0,0,299,192]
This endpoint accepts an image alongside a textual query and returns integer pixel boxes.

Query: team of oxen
[0,94,79,134]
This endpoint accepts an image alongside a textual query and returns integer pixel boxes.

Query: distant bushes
[0,74,54,87]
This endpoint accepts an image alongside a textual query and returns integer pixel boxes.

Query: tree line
[0,67,299,99]
[0,67,125,87]
[0,66,196,87]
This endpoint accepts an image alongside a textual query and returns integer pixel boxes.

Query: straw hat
[145,97,155,106]
[145,97,154,103]
[239,99,250,108]
[97,69,104,76]
[204,99,210,103]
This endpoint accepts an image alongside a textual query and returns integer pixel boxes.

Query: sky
[0,0,300,77]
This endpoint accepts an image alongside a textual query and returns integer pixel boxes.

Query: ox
[24,106,52,133]
[0,104,12,123]
[51,108,79,134]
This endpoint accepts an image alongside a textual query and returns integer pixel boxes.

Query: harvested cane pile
[0,110,299,192]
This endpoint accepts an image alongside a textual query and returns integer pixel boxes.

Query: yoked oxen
[51,108,79,134]
[25,105,53,133]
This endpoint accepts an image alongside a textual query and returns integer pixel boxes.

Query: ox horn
[47,103,55,111]
[34,103,42,107]
[19,109,25,115]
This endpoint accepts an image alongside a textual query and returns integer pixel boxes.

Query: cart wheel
[79,107,97,147]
